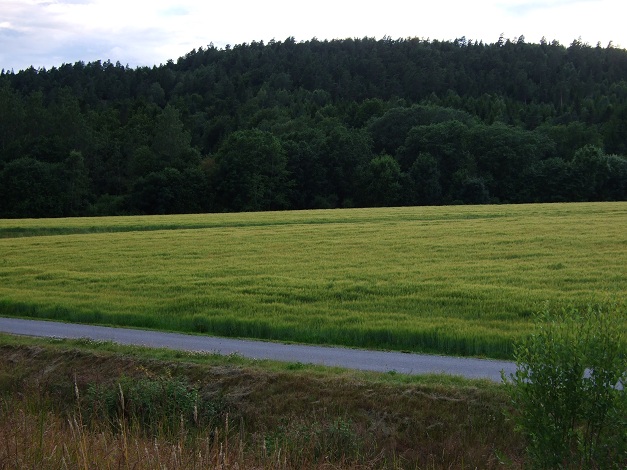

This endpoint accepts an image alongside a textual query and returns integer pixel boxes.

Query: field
[1,202,626,359]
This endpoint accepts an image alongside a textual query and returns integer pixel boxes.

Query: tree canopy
[1,36,626,217]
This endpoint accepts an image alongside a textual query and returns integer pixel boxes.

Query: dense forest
[1,35,626,217]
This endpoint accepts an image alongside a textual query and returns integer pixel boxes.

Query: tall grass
[0,395,303,469]
[1,202,625,358]
[0,339,526,469]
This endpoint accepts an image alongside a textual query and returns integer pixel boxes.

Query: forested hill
[1,36,626,217]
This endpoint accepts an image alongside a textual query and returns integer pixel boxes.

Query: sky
[1,0,625,72]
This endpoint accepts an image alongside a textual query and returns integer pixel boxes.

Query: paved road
[0,317,516,382]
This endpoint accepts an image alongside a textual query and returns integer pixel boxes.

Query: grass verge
[0,333,525,469]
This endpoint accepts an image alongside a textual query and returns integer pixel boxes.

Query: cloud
[160,5,188,16]
[502,0,588,15]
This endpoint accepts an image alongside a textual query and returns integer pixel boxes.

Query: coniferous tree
[0,36,626,217]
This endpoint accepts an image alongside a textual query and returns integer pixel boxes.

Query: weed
[0,340,527,468]
[84,373,225,438]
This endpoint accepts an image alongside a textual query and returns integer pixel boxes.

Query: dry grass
[0,400,297,470]
[0,339,526,469]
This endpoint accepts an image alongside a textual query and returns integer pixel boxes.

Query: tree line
[1,36,626,217]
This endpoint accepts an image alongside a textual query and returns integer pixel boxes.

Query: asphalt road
[0,317,516,382]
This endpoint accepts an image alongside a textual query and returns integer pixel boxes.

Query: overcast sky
[1,0,625,72]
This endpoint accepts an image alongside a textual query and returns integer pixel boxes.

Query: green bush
[84,374,223,437]
[504,304,626,469]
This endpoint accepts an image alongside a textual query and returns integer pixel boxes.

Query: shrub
[84,374,223,437]
[503,304,626,469]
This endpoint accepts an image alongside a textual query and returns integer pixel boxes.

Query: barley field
[1,202,625,358]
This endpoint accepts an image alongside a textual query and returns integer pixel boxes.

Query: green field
[1,202,625,359]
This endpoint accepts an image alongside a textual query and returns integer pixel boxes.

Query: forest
[0,35,626,217]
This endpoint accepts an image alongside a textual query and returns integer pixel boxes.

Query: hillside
[1,37,626,217]
[0,335,523,468]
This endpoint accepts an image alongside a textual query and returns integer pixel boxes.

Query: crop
[1,202,625,358]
